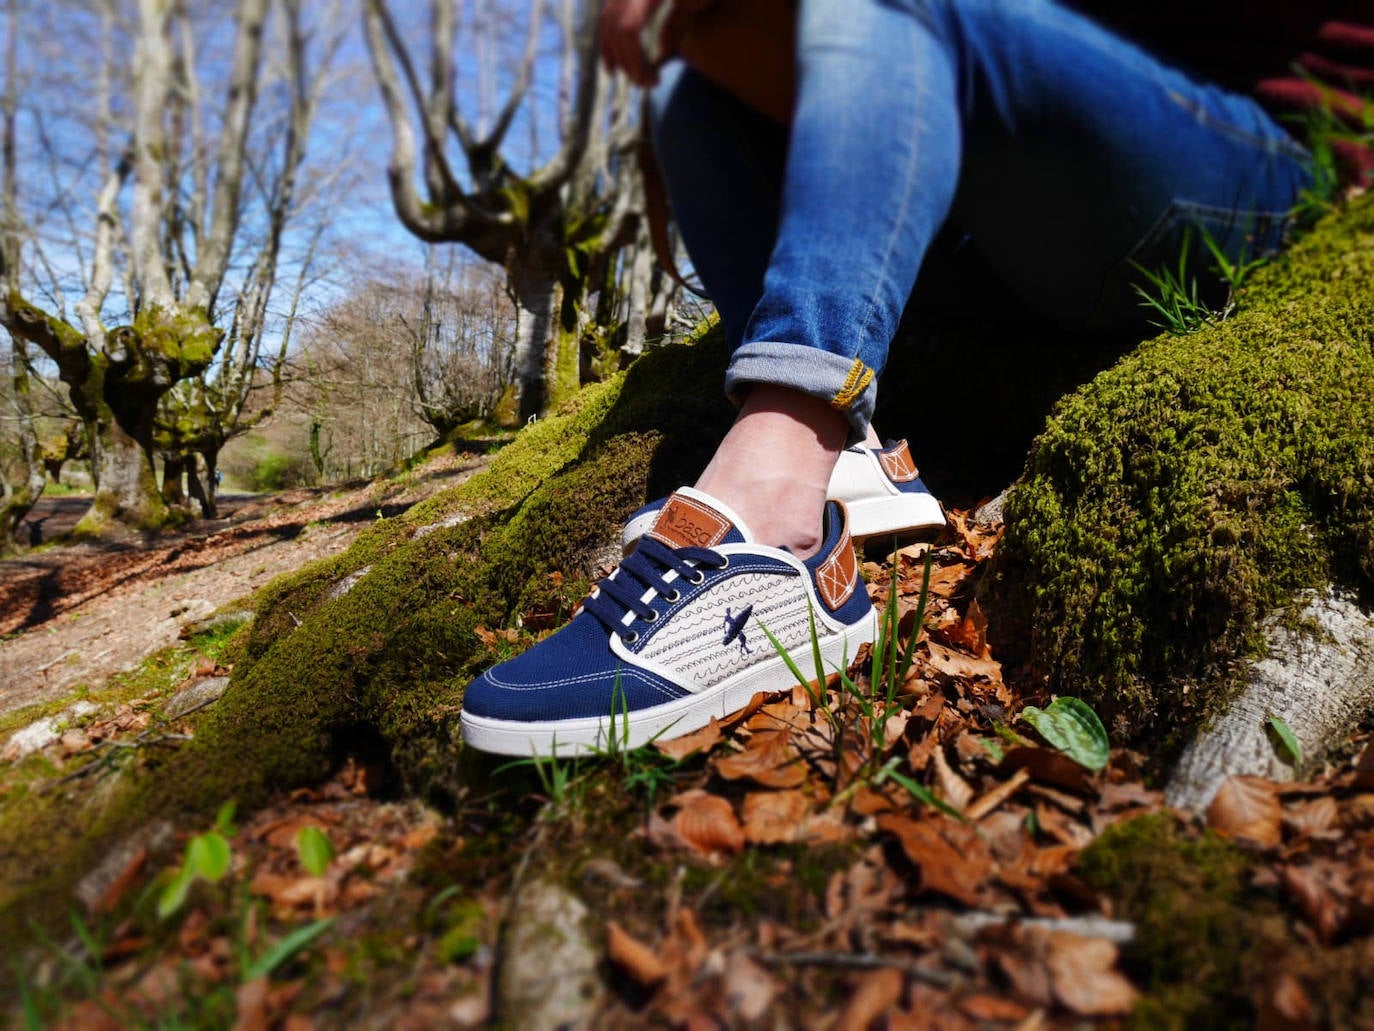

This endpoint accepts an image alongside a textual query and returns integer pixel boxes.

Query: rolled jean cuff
[724,341,877,447]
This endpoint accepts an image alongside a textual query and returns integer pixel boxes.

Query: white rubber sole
[460,609,878,758]
[844,491,946,541]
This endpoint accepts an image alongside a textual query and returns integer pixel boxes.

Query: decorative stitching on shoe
[480,664,686,701]
[815,529,859,611]
[877,441,919,483]
[830,358,875,411]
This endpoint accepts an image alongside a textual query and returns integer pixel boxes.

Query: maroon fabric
[1070,1,1374,188]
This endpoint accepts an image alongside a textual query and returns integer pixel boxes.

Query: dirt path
[0,454,488,717]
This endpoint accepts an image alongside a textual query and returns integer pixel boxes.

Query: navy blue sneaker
[460,487,876,757]
[622,440,944,551]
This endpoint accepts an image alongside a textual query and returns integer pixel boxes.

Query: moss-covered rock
[986,196,1374,750]
[159,329,732,811]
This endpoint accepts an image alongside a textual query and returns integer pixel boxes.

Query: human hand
[599,0,683,87]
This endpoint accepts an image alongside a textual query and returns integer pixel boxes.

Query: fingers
[599,0,666,87]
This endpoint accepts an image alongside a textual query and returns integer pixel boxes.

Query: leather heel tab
[813,500,860,612]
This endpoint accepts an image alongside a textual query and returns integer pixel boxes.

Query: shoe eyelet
[643,609,659,623]
[717,556,730,570]
[623,630,640,645]
[688,570,706,585]
[663,589,681,603]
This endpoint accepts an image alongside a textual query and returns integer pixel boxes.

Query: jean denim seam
[851,15,929,373]
[1164,89,1311,161]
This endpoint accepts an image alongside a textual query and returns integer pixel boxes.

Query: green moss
[1079,814,1268,1028]
[132,303,223,374]
[988,196,1374,749]
[0,618,251,967]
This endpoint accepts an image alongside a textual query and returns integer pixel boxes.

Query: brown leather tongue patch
[646,493,734,549]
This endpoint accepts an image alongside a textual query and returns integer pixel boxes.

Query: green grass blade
[882,767,965,821]
[895,549,933,688]
[1266,714,1303,767]
[760,620,814,696]
[243,917,335,982]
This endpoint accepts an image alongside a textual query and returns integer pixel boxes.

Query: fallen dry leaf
[1258,971,1316,1030]
[721,950,778,1021]
[653,717,722,760]
[834,967,904,1031]
[1208,776,1283,848]
[715,731,807,788]
[669,791,745,858]
[1000,746,1094,795]
[924,640,1002,681]
[966,768,1031,822]
[606,920,669,986]
[877,814,991,906]
[1282,795,1341,841]
[1280,862,1346,944]
[958,993,1032,1022]
[1045,931,1137,1017]
[930,745,974,810]
[741,790,809,845]
[232,977,272,1031]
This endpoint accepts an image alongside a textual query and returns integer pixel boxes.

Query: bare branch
[526,0,600,194]
[472,0,544,172]
[129,0,177,308]
[73,152,131,350]
[363,0,465,240]
[186,0,271,314]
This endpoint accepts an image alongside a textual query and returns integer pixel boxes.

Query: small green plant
[594,677,685,803]
[763,546,941,800]
[1132,222,1270,335]
[237,914,335,982]
[158,801,237,918]
[296,825,335,877]
[1131,226,1213,335]
[1265,714,1303,767]
[1286,81,1374,225]
[1019,696,1110,771]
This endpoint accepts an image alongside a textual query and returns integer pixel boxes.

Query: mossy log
[986,194,1374,793]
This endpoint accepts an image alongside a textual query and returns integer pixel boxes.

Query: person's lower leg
[707,0,960,550]
[694,385,849,558]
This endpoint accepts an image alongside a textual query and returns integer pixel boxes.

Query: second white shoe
[622,439,945,551]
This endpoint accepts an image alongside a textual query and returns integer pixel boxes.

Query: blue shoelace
[583,536,727,644]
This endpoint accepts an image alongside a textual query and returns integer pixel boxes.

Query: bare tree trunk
[0,339,45,550]
[509,264,561,422]
[161,453,187,507]
[88,406,166,531]
[188,451,214,518]
[623,233,654,358]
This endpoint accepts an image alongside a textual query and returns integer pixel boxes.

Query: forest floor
[0,452,489,718]
[3,448,1373,1029]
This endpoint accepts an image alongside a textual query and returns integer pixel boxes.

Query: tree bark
[0,340,45,550]
[188,451,215,519]
[161,454,187,508]
[1165,587,1374,812]
[86,408,167,532]
[509,265,561,422]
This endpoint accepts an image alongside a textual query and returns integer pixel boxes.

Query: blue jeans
[649,0,1312,443]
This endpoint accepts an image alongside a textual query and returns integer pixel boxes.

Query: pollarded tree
[0,0,326,532]
[405,248,515,438]
[364,0,644,423]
